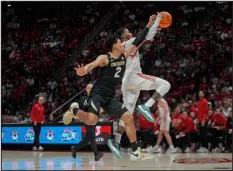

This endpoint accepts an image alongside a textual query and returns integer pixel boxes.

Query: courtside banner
[2,123,113,145]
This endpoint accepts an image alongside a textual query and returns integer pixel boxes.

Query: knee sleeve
[124,103,135,114]
[156,80,171,97]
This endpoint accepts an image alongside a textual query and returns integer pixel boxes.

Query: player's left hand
[148,14,156,25]
[75,64,86,76]
[178,132,183,137]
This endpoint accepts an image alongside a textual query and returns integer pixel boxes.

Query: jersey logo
[132,153,139,157]
[91,101,98,112]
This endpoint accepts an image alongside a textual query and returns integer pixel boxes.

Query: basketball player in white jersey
[112,13,171,148]
[152,98,176,153]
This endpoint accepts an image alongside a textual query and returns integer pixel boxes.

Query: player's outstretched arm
[146,12,162,40]
[75,55,108,76]
[124,14,156,58]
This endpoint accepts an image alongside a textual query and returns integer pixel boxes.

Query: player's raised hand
[148,14,156,25]
[75,64,86,76]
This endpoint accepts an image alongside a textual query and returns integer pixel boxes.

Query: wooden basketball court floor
[2,151,232,170]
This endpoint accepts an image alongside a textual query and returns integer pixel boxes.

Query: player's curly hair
[104,33,120,51]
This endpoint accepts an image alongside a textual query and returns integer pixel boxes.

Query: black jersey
[78,96,88,110]
[91,53,126,98]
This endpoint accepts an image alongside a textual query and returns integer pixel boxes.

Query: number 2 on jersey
[114,67,122,78]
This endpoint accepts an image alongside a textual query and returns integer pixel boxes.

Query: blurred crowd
[2,2,232,152]
[1,1,110,122]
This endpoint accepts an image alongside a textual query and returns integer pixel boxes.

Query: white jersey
[123,38,142,74]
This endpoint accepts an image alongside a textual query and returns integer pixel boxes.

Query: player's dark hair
[104,34,120,51]
[115,27,127,41]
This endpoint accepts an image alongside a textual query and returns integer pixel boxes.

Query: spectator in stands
[221,99,232,117]
[31,96,45,151]
[226,110,232,151]
[180,110,198,152]
[208,111,227,152]
[196,91,209,153]
[171,106,182,120]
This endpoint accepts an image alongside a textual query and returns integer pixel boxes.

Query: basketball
[159,11,172,28]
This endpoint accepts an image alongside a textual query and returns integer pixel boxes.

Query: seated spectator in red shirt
[208,111,227,152]
[171,106,183,120]
[174,111,198,153]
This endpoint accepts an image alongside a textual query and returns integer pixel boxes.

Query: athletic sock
[131,142,138,152]
[154,145,159,149]
[145,98,155,107]
[115,133,122,144]
[170,145,174,149]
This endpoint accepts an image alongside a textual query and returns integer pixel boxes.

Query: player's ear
[112,43,117,50]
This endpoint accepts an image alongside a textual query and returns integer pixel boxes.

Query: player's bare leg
[108,112,153,160]
[114,95,138,152]
[152,130,164,153]
[163,130,176,153]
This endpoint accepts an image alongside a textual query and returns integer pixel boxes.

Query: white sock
[115,133,122,144]
[170,145,174,149]
[145,98,155,107]
[154,145,159,149]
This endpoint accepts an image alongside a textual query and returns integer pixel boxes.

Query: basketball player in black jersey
[63,14,156,160]
[71,83,103,161]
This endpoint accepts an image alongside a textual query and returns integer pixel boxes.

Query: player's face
[208,109,213,116]
[198,91,204,98]
[86,84,93,96]
[123,29,133,40]
[183,111,188,119]
[115,39,124,54]
[38,97,45,104]
[175,107,181,114]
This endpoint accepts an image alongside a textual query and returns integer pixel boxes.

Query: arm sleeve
[132,27,150,47]
[146,16,161,40]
